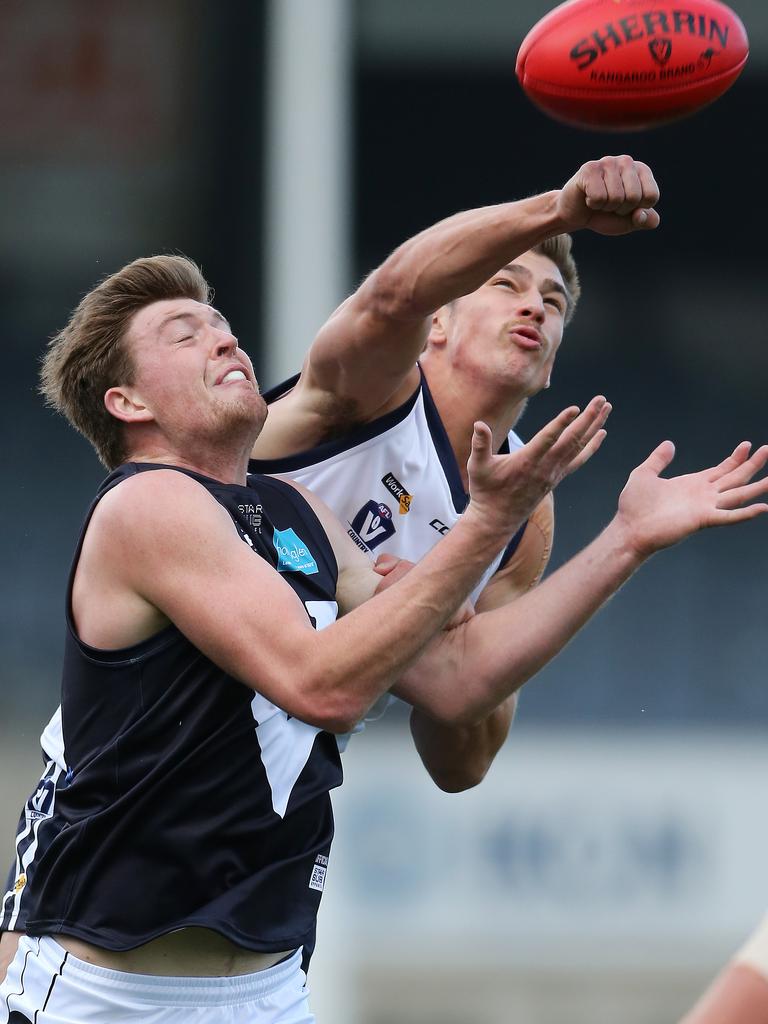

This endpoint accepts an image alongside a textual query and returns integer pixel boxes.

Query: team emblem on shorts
[381,471,413,515]
[272,527,319,575]
[348,501,396,551]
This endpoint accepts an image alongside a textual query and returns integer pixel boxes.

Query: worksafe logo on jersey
[348,501,396,552]
[309,854,328,892]
[272,527,319,575]
[381,471,413,514]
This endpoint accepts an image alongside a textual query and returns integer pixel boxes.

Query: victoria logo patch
[273,527,319,575]
[348,501,396,551]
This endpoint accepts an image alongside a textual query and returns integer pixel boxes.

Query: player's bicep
[301,288,426,416]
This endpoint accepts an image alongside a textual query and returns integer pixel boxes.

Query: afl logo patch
[348,501,396,551]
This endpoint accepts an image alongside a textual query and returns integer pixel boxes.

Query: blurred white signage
[325,727,768,966]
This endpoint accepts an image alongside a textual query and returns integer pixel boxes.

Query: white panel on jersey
[40,707,66,772]
[250,599,338,818]
[250,695,323,819]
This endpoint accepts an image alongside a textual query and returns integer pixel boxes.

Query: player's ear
[427,307,450,348]
[104,386,154,424]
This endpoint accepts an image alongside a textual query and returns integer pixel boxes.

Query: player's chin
[218,391,267,430]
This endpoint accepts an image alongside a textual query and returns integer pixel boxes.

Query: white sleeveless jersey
[251,369,527,607]
[250,369,529,747]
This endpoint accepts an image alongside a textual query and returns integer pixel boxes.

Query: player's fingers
[468,421,494,468]
[583,162,609,209]
[566,428,607,475]
[526,405,581,454]
[558,400,611,460]
[707,441,752,481]
[548,396,609,457]
[597,159,626,212]
[718,477,768,509]
[710,503,768,526]
[630,207,660,230]
[373,558,415,593]
[616,158,643,214]
[638,440,676,477]
[718,444,768,488]
[636,161,661,208]
[373,552,402,575]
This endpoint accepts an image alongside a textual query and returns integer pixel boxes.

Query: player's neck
[124,419,259,483]
[126,433,253,486]
[421,360,527,490]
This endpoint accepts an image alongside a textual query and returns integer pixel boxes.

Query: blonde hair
[533,233,581,321]
[41,255,211,469]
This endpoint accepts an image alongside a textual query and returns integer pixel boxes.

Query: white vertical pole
[264,8,356,1021]
[263,0,352,387]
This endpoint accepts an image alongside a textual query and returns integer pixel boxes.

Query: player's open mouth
[509,329,542,351]
[216,368,249,386]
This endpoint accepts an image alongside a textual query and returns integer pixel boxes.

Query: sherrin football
[516,0,749,130]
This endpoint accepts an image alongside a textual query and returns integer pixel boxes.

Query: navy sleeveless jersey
[22,463,342,960]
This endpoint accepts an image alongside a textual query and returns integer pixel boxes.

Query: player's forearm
[366,191,565,321]
[296,505,518,733]
[399,518,646,725]
[409,698,515,793]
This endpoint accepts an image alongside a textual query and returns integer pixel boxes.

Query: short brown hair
[40,255,211,469]
[533,233,581,322]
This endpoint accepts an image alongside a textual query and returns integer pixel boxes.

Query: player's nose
[213,330,238,358]
[518,295,546,322]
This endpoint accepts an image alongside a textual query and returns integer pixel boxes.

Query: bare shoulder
[89,469,236,551]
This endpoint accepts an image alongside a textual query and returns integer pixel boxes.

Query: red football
[516,0,749,130]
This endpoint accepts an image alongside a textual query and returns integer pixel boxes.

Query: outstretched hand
[614,440,768,558]
[466,395,611,536]
[557,155,660,236]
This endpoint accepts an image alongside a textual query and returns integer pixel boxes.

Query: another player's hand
[374,554,475,628]
[557,155,660,235]
[465,396,611,536]
[612,441,768,558]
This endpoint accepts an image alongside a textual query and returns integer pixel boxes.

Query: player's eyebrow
[159,308,233,333]
[498,263,571,307]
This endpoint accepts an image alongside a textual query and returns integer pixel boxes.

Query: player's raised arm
[259,155,659,449]
[392,440,768,726]
[89,399,607,735]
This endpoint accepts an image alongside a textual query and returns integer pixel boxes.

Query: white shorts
[0,937,315,1023]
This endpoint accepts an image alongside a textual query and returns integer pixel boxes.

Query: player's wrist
[517,189,572,238]
[460,500,524,551]
[601,514,655,567]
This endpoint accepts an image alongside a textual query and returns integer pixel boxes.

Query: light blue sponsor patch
[273,527,319,575]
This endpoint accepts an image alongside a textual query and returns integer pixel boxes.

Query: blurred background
[0,1,765,1020]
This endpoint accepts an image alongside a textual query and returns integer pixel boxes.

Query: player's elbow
[429,761,490,794]
[294,678,366,735]
[364,264,424,323]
